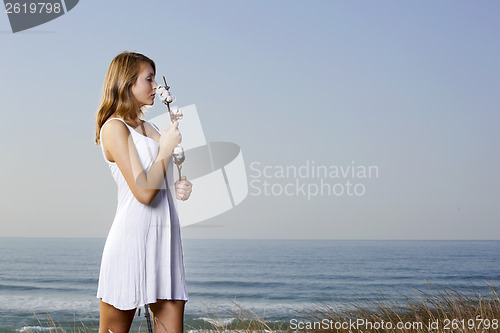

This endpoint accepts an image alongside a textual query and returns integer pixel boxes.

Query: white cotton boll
[173,145,185,164]
[162,92,170,101]
[174,108,183,121]
[156,86,167,94]
[156,86,169,102]
[173,145,183,155]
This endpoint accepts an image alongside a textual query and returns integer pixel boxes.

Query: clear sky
[1,0,499,239]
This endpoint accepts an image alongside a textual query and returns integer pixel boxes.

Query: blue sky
[0,0,499,239]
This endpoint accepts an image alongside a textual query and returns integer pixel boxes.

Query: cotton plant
[156,76,185,180]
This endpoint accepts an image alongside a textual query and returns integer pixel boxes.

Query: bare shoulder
[101,119,130,148]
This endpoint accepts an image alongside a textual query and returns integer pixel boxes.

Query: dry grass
[194,283,500,333]
[295,283,500,332]
[19,311,148,333]
[20,283,500,333]
[19,311,95,333]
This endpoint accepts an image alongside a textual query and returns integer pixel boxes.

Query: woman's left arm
[175,176,192,201]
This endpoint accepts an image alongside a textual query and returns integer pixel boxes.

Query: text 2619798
[5,2,62,14]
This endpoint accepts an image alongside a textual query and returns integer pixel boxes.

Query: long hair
[95,51,156,145]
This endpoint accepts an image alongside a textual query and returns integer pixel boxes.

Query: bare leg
[99,299,136,333]
[149,299,186,333]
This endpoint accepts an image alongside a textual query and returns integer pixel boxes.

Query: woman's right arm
[101,119,181,205]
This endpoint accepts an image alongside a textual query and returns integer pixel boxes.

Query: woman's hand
[158,121,181,159]
[175,176,192,201]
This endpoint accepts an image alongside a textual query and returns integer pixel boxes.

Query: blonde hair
[95,51,156,145]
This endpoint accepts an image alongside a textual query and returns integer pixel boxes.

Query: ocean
[0,238,498,332]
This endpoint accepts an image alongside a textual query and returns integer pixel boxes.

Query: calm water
[0,238,498,332]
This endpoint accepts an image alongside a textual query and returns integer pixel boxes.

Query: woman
[94,51,192,333]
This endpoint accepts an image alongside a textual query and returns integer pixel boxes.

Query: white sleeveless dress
[96,117,188,310]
